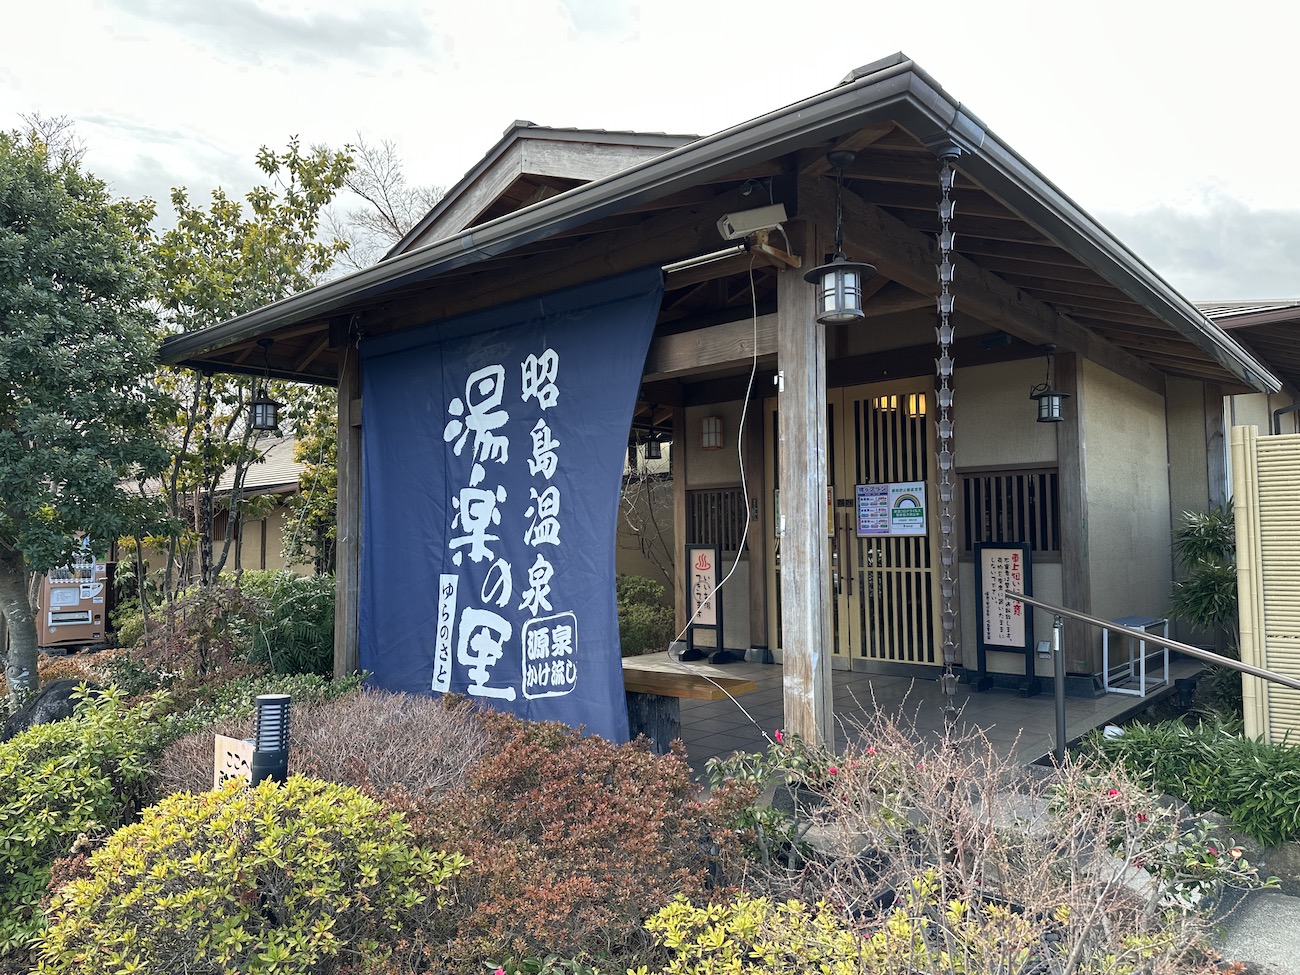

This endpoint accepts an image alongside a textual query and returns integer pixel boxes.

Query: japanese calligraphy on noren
[436,344,576,703]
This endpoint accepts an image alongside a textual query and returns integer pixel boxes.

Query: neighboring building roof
[1200,301,1300,394]
[160,52,1281,396]
[215,435,303,494]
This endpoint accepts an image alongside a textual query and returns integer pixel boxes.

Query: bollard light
[250,693,291,785]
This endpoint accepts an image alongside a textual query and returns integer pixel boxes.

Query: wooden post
[672,405,688,638]
[1204,382,1226,507]
[1055,351,1094,674]
[776,218,835,746]
[334,351,362,677]
[745,384,769,652]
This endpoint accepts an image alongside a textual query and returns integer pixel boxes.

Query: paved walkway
[631,654,1203,773]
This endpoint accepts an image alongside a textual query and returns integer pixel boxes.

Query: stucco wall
[1165,378,1212,522]
[684,401,749,486]
[954,360,1063,676]
[955,359,1059,468]
[1081,360,1173,637]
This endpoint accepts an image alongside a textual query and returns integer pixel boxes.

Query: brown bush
[153,689,491,800]
[396,714,737,973]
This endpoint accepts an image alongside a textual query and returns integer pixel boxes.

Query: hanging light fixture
[804,149,876,324]
[700,415,724,450]
[1029,344,1069,422]
[643,405,663,460]
[249,338,284,432]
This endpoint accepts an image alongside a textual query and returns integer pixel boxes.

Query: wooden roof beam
[805,175,1166,394]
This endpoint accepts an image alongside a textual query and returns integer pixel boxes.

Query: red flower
[774,729,784,745]
[1107,788,1120,797]
[828,766,839,775]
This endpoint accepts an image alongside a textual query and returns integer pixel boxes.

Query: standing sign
[973,542,1038,695]
[856,481,927,536]
[213,735,253,789]
[685,544,723,655]
[359,268,664,743]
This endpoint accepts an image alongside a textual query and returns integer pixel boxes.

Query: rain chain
[936,152,961,723]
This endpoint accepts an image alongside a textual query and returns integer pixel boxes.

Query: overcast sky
[3,0,1297,299]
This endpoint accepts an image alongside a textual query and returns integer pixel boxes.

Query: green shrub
[634,892,874,974]
[1086,718,1300,845]
[617,574,676,656]
[1171,503,1238,641]
[0,688,167,954]
[39,776,465,975]
[237,570,335,676]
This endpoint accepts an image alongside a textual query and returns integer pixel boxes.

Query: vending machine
[36,552,114,651]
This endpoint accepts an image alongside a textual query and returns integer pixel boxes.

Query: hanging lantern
[804,149,876,325]
[249,388,284,432]
[249,338,284,432]
[1029,345,1069,423]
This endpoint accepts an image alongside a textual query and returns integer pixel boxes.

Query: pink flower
[828,766,839,775]
[1207,845,1219,857]
[774,729,784,744]
[866,746,877,756]
[495,969,505,975]
[1137,813,1148,823]
[1107,788,1120,797]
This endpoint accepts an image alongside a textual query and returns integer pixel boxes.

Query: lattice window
[960,468,1060,555]
[686,488,748,554]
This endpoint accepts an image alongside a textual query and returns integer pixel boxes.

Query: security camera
[716,203,789,241]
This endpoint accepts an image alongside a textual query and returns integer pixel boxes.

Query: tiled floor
[631,654,1204,775]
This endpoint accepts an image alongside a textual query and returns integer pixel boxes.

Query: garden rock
[0,679,101,741]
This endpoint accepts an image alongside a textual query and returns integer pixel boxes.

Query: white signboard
[856,481,927,537]
[979,546,1027,648]
[688,546,718,626]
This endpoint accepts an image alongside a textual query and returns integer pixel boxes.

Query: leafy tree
[149,138,352,596]
[1170,501,1238,642]
[283,384,338,573]
[0,128,169,706]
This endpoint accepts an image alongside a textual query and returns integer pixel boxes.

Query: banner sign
[359,268,664,742]
[856,481,927,536]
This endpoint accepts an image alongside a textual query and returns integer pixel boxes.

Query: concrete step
[1215,889,1300,974]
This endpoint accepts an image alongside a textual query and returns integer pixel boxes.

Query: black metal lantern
[1029,345,1069,422]
[804,150,876,325]
[249,338,284,432]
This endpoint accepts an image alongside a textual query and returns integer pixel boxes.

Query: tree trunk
[0,547,39,708]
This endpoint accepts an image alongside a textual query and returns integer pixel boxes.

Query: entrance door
[832,381,941,671]
[765,382,941,671]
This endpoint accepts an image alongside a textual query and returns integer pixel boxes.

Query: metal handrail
[1006,591,1300,693]
[1004,590,1300,762]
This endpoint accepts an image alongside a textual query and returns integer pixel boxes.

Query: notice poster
[979,546,1027,648]
[856,481,927,536]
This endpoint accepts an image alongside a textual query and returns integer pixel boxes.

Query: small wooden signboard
[213,734,254,789]
[974,542,1038,696]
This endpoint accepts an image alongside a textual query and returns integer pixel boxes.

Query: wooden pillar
[672,405,688,636]
[1055,351,1093,674]
[1204,382,1226,507]
[776,218,834,746]
[334,351,362,676]
[746,384,768,651]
